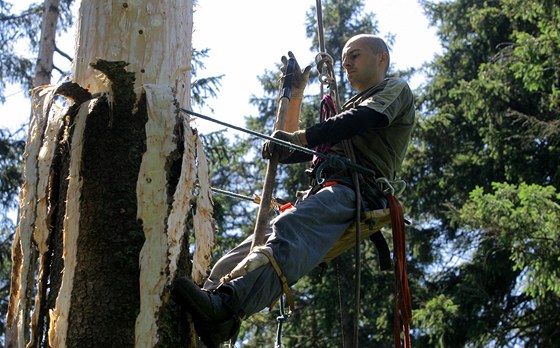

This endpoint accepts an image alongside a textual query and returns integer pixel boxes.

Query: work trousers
[203,183,356,317]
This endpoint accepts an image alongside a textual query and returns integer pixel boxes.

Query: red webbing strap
[387,193,412,348]
[311,94,336,168]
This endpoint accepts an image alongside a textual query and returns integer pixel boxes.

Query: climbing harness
[310,94,336,169]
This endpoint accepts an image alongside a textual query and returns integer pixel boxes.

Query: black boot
[172,277,240,348]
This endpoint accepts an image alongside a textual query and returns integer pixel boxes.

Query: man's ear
[380,52,389,65]
[379,52,390,73]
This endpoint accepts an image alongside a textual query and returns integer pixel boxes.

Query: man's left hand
[262,130,307,161]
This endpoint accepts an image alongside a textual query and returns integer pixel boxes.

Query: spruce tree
[405,0,560,346]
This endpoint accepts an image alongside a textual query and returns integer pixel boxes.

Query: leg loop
[258,248,296,315]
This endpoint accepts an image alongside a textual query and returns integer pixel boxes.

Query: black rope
[181,108,318,156]
[180,108,377,180]
[275,296,290,348]
[208,186,256,203]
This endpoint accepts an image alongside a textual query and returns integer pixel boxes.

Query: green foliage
[413,182,560,347]
[458,183,560,298]
[0,128,24,210]
[4,0,557,346]
[405,0,560,346]
[191,48,224,111]
[413,294,459,347]
[408,0,560,224]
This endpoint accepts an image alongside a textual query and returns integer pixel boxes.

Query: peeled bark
[7,1,212,347]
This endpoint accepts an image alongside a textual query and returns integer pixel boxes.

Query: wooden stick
[250,57,296,249]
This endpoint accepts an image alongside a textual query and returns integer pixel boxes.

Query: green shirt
[332,77,416,179]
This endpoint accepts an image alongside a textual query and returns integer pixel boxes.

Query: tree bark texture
[72,0,192,107]
[7,1,214,347]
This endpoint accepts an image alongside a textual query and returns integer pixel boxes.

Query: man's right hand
[261,130,307,162]
[281,51,311,99]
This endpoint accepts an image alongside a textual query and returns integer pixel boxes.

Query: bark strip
[48,98,92,347]
[191,135,215,284]
[135,85,179,347]
[28,87,66,347]
[166,115,196,281]
[6,85,59,348]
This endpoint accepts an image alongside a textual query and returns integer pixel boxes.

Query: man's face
[342,38,386,92]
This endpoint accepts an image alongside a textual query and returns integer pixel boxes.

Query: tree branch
[55,43,73,62]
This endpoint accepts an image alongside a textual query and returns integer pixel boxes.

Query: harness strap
[387,193,412,348]
[370,231,391,271]
[258,249,296,316]
[311,95,336,168]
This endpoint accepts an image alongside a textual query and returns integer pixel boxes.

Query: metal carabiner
[376,177,407,196]
[376,177,396,195]
[315,52,335,86]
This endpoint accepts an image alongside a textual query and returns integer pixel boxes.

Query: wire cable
[180,108,377,180]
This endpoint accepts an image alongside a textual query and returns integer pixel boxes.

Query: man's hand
[262,130,307,162]
[281,51,311,98]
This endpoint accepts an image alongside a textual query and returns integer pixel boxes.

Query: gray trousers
[203,184,356,317]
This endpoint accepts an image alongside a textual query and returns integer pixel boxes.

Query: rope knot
[315,52,336,86]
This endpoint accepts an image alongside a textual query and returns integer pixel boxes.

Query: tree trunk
[34,0,59,87]
[7,1,214,347]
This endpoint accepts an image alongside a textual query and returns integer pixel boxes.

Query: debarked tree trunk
[7,1,215,347]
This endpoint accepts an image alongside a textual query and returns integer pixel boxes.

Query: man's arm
[275,106,388,163]
[281,52,311,132]
[284,95,304,132]
[305,106,389,147]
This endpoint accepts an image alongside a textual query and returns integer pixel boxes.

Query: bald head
[345,34,390,73]
[342,34,391,91]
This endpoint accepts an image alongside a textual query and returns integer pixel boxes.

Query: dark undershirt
[281,106,389,163]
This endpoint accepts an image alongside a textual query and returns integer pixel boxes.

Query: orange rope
[387,193,412,348]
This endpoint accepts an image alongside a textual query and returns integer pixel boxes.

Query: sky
[0,0,442,134]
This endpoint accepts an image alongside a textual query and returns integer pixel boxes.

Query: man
[172,34,416,347]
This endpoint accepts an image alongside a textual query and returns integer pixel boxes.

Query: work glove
[262,129,307,162]
[281,51,312,98]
